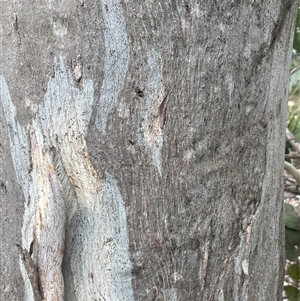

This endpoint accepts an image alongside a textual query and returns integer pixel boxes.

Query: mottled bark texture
[0,1,297,300]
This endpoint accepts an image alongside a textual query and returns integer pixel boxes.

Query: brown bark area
[0,1,298,300]
[89,1,296,300]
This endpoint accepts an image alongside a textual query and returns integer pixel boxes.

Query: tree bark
[0,1,297,300]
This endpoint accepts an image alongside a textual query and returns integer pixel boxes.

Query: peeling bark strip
[28,124,66,301]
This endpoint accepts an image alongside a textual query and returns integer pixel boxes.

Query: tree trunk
[0,1,297,300]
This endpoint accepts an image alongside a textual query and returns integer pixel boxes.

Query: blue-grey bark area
[0,1,297,300]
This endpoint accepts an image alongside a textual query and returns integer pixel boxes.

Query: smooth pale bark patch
[161,288,177,301]
[29,124,66,301]
[137,48,165,176]
[1,57,134,300]
[37,57,101,210]
[95,0,129,133]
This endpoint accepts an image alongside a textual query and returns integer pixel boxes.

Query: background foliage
[284,3,300,300]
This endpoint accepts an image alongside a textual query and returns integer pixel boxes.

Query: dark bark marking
[16,244,43,301]
[135,87,144,97]
[276,99,282,117]
[29,240,34,256]
[159,90,171,129]
[0,179,7,194]
[14,14,18,31]
[270,0,294,50]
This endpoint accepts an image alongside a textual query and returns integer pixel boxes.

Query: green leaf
[284,203,300,232]
[293,31,300,54]
[284,285,300,301]
[287,264,300,282]
[293,9,300,52]
[296,8,300,28]
[289,70,300,91]
[285,227,300,261]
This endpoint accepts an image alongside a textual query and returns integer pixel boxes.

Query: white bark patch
[241,259,249,275]
[1,57,134,300]
[198,239,210,292]
[233,232,250,301]
[1,76,67,300]
[37,57,101,210]
[68,172,134,300]
[73,54,83,82]
[161,288,177,301]
[53,18,68,38]
[95,0,129,132]
[234,233,244,297]
[137,49,165,175]
[29,124,66,301]
[218,289,225,301]
[38,58,133,300]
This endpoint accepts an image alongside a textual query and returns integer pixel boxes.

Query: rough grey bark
[0,1,297,300]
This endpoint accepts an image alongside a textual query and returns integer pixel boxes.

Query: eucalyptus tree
[0,1,297,300]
